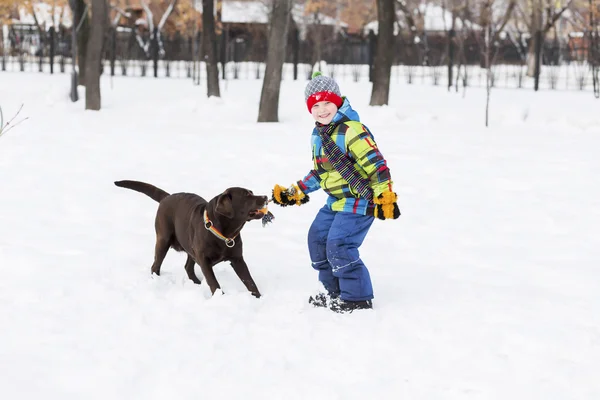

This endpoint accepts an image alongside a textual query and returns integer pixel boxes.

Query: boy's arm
[345,124,393,197]
[296,169,322,194]
[271,170,321,207]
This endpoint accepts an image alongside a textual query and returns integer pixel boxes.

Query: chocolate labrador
[114,180,268,298]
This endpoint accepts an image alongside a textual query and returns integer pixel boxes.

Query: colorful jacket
[296,98,393,215]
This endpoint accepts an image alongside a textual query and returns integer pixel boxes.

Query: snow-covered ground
[1,72,599,399]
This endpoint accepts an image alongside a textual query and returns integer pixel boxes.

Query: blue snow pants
[307,205,375,301]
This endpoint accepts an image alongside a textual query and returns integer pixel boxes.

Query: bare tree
[479,0,517,126]
[455,0,476,94]
[68,0,90,87]
[395,0,420,44]
[590,0,600,98]
[514,0,574,78]
[370,0,395,106]
[202,0,220,97]
[28,2,48,47]
[396,0,431,66]
[139,0,179,58]
[85,0,108,111]
[257,0,293,122]
[438,0,473,92]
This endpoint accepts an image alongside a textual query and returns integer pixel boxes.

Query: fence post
[189,35,194,79]
[110,27,116,76]
[164,35,170,78]
[152,27,159,78]
[368,30,376,82]
[447,28,455,91]
[59,26,65,73]
[49,26,55,74]
[232,39,239,79]
[1,33,5,71]
[70,22,78,102]
[220,28,228,80]
[534,30,542,91]
[292,27,299,80]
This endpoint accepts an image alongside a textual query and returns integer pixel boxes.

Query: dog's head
[214,187,269,221]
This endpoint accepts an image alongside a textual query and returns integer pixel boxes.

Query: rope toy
[260,205,275,227]
[272,184,309,206]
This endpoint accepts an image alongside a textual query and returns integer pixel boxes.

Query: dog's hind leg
[184,255,202,284]
[151,235,170,276]
[230,257,261,298]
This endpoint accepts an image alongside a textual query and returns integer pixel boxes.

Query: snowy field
[1,71,599,399]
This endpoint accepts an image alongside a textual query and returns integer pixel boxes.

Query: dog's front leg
[230,257,261,298]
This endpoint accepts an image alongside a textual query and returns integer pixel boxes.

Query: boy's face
[311,101,338,125]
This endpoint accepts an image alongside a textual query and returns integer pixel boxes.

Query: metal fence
[1,25,599,94]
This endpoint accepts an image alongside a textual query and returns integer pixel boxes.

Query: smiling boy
[271,72,400,313]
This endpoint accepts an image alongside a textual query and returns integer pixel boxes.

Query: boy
[271,72,400,313]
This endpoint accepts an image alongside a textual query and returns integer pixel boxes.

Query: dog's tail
[114,180,170,203]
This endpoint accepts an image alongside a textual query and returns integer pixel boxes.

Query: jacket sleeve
[345,123,393,197]
[296,169,322,194]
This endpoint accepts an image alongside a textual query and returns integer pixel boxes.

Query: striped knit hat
[304,71,343,112]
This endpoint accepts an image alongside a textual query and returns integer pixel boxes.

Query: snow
[220,1,270,24]
[419,3,480,32]
[219,1,347,27]
[1,70,599,399]
[16,3,72,29]
[365,3,480,35]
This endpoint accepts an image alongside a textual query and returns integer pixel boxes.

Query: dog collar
[203,210,237,248]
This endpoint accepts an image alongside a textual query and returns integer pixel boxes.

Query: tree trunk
[533,30,542,91]
[447,7,457,92]
[448,27,455,91]
[526,35,538,77]
[257,0,293,123]
[526,3,542,77]
[85,0,108,111]
[202,0,221,97]
[77,1,90,86]
[369,0,395,106]
[68,0,88,86]
[30,6,48,48]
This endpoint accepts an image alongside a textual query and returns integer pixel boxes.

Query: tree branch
[514,2,532,31]
[30,3,48,45]
[140,0,154,31]
[158,0,178,30]
[544,0,573,33]
[110,5,132,27]
[0,104,28,138]
[395,0,419,42]
[493,0,517,41]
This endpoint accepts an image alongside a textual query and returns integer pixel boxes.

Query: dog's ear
[215,191,234,218]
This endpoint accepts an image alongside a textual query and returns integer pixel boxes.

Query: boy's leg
[326,212,375,302]
[307,205,339,296]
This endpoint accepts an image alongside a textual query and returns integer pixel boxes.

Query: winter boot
[308,292,339,308]
[329,298,373,314]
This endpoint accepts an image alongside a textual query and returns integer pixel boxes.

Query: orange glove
[272,184,309,207]
[374,191,401,220]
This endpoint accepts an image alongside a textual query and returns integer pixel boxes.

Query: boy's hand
[374,191,401,220]
[272,184,309,207]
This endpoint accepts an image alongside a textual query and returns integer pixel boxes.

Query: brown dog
[114,180,268,298]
